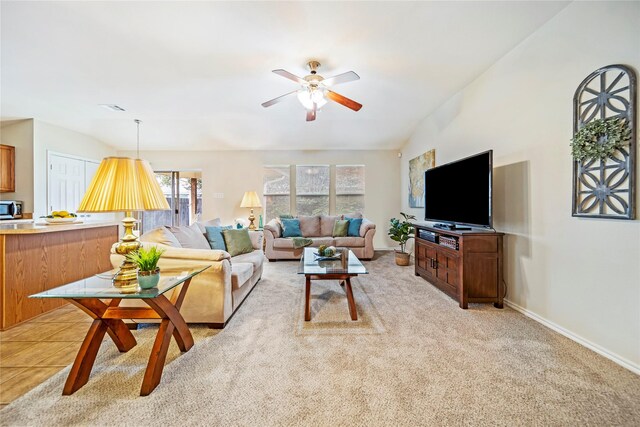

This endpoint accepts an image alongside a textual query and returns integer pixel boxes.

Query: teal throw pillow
[345,217,363,237]
[221,229,254,257]
[281,218,302,238]
[205,225,232,250]
[333,219,349,237]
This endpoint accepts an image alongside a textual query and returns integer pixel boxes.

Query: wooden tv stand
[413,223,504,309]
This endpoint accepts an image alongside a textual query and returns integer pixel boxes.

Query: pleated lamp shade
[240,191,262,208]
[77,157,170,212]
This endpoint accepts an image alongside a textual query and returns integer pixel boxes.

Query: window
[141,171,202,234]
[263,165,290,221]
[296,165,329,216]
[336,165,365,214]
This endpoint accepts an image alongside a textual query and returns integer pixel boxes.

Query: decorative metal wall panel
[572,64,637,219]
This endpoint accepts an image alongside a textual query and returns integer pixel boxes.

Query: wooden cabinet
[414,223,504,309]
[0,144,15,192]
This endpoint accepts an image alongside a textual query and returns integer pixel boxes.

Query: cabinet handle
[433,259,438,269]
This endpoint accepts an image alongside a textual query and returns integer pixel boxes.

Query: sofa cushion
[222,229,254,257]
[298,215,321,237]
[309,237,335,247]
[232,250,264,272]
[281,219,302,238]
[345,217,363,237]
[205,225,232,250]
[320,215,341,236]
[273,238,296,249]
[231,263,254,291]
[195,218,222,234]
[168,224,210,250]
[333,220,349,237]
[334,236,365,247]
[140,227,182,248]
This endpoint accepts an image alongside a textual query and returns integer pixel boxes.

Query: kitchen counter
[0,221,118,234]
[0,218,35,225]
[0,222,119,329]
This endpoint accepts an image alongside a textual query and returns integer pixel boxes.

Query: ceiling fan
[261,61,362,122]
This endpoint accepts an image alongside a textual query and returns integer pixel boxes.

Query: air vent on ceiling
[99,104,126,112]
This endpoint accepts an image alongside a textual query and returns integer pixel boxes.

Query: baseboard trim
[504,299,639,375]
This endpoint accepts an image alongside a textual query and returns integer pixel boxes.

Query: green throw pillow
[333,219,349,237]
[221,229,254,257]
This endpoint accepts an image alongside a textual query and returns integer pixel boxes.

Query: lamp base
[248,210,256,230]
[113,214,141,293]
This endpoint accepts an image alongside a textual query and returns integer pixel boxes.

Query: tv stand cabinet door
[435,250,459,293]
[415,241,436,279]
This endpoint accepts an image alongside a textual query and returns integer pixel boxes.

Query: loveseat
[264,214,376,261]
[110,221,264,328]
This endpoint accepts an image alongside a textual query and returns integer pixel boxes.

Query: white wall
[400,1,640,370]
[118,149,400,248]
[0,120,34,212]
[32,120,117,217]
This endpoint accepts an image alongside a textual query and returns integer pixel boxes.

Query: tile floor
[0,305,93,408]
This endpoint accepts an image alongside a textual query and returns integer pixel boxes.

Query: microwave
[0,200,23,219]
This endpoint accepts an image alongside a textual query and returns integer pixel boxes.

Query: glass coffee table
[30,266,209,396]
[298,247,368,321]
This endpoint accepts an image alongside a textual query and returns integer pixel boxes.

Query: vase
[137,268,160,289]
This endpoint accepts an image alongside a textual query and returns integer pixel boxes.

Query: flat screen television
[424,150,493,229]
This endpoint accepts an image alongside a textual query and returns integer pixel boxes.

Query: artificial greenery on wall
[570,117,631,161]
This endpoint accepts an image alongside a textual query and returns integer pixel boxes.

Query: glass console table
[30,266,210,396]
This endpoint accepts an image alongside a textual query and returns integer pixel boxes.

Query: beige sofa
[264,214,376,261]
[110,224,264,328]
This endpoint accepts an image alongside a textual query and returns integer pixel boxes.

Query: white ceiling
[1,1,568,151]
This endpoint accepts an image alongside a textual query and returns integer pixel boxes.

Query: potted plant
[126,246,165,289]
[388,212,416,266]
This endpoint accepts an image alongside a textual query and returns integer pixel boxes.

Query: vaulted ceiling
[1,1,568,150]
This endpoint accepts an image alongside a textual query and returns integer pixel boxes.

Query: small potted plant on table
[388,212,416,266]
[126,246,165,289]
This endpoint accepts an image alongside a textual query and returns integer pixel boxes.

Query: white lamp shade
[240,191,262,208]
[77,157,170,212]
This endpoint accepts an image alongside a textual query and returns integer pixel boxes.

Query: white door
[48,154,85,214]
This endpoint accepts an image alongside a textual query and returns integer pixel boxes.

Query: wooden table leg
[140,279,194,396]
[63,319,108,395]
[305,276,311,321]
[63,299,137,395]
[344,278,358,321]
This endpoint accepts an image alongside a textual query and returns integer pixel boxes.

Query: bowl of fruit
[41,211,79,224]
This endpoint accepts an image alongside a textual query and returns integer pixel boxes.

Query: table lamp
[240,191,262,230]
[77,157,169,292]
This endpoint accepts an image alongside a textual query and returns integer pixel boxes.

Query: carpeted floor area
[1,251,639,426]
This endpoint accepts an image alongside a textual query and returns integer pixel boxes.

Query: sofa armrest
[111,242,231,262]
[249,231,263,250]
[360,218,376,238]
[264,219,281,238]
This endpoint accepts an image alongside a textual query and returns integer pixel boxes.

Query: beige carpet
[1,251,639,426]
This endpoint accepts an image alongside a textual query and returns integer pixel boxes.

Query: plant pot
[137,268,160,289]
[395,250,411,266]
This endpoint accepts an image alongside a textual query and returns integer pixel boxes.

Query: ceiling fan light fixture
[297,87,327,110]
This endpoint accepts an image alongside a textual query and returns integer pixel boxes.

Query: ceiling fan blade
[306,103,317,122]
[261,91,297,108]
[322,71,360,87]
[273,69,308,86]
[326,90,363,112]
